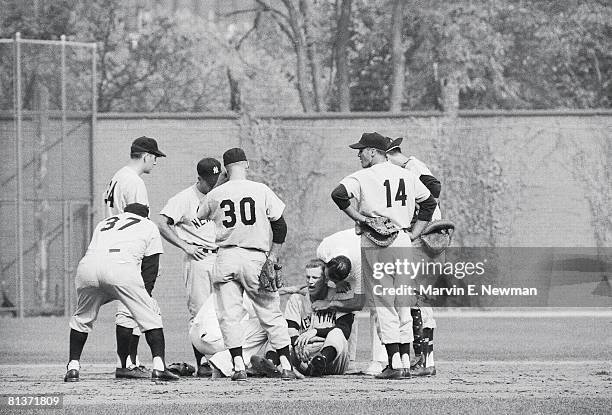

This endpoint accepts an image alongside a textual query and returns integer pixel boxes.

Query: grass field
[1,312,611,414]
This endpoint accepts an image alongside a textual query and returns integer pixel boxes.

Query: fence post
[14,32,24,319]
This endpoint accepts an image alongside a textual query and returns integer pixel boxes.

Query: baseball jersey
[160,184,217,250]
[340,161,431,229]
[404,156,442,220]
[86,212,164,263]
[285,293,352,334]
[316,229,362,295]
[198,179,285,251]
[104,166,148,217]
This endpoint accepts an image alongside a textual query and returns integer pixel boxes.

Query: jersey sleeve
[265,186,286,221]
[160,194,186,224]
[316,237,332,263]
[414,175,431,203]
[145,223,165,256]
[284,294,304,325]
[339,175,361,201]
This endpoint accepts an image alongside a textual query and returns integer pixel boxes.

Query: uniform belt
[108,248,121,253]
[188,243,218,254]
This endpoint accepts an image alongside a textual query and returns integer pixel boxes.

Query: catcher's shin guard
[411,308,425,356]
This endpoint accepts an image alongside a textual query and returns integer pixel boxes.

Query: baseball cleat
[402,368,412,379]
[374,366,403,380]
[410,355,424,371]
[280,368,298,380]
[231,369,247,382]
[307,354,327,377]
[64,369,79,382]
[410,362,436,377]
[196,363,213,378]
[151,369,180,381]
[250,355,281,378]
[115,366,149,379]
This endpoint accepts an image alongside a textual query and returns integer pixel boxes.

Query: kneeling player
[64,203,178,382]
[286,259,355,376]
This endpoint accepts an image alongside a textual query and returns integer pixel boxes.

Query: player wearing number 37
[196,148,296,381]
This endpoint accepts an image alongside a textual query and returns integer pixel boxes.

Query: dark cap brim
[386,137,403,152]
[349,142,367,149]
[132,144,166,157]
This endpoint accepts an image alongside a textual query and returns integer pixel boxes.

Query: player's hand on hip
[184,245,206,260]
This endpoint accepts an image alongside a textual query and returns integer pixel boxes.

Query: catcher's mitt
[419,219,455,257]
[258,256,284,292]
[361,216,399,247]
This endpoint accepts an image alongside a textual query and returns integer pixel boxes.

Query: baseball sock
[116,325,132,368]
[144,328,165,370]
[424,328,434,368]
[229,347,245,371]
[265,351,280,366]
[320,346,337,364]
[411,308,424,356]
[129,332,140,367]
[276,345,292,371]
[69,329,88,362]
[193,345,205,368]
[399,343,411,368]
[384,343,401,369]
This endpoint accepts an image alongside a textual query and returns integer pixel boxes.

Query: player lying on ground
[158,157,222,377]
[64,203,178,382]
[284,259,356,376]
[189,293,304,379]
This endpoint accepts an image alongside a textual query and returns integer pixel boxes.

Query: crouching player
[64,203,178,382]
[285,259,356,376]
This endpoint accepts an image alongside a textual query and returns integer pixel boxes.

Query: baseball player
[284,259,355,376]
[387,137,438,376]
[157,158,221,377]
[331,132,437,379]
[189,293,275,378]
[64,203,178,382]
[196,147,296,381]
[103,136,166,378]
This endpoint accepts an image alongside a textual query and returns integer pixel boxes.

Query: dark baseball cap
[223,147,247,166]
[386,136,403,152]
[131,136,166,157]
[349,132,389,151]
[197,158,222,178]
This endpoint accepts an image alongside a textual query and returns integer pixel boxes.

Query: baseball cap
[223,148,247,166]
[386,136,403,152]
[349,132,389,151]
[131,136,166,157]
[197,158,222,178]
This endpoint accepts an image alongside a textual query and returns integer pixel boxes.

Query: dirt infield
[1,314,610,414]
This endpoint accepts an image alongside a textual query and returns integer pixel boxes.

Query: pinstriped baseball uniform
[104,166,149,334]
[284,293,351,375]
[160,184,217,326]
[339,161,431,344]
[198,179,290,351]
[70,212,164,333]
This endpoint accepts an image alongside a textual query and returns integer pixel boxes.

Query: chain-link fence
[0,33,96,318]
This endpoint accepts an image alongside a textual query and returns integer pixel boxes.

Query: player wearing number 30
[196,148,296,381]
[64,203,178,382]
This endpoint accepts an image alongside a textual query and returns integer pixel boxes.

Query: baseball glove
[167,362,196,377]
[258,256,284,292]
[361,216,400,247]
[419,219,455,257]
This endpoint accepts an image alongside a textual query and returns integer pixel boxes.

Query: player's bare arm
[157,214,207,260]
[328,294,365,313]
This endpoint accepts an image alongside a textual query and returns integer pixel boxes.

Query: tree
[388,0,406,112]
[334,0,352,111]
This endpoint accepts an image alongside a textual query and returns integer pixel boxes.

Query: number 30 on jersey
[220,197,256,228]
